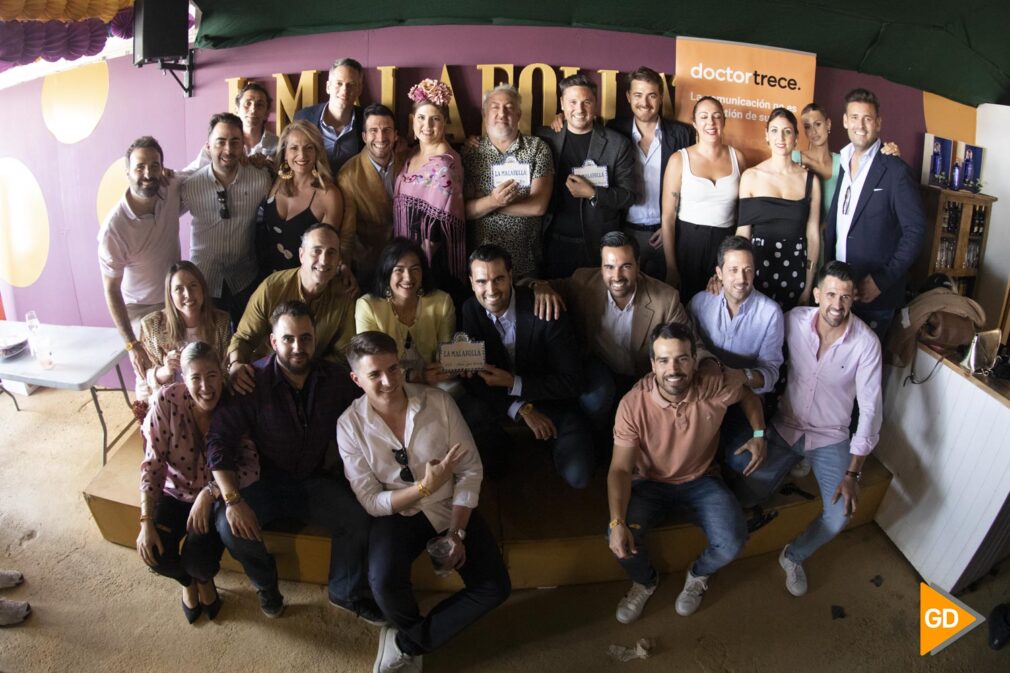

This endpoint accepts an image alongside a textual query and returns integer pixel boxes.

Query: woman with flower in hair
[394,79,467,299]
[257,120,346,274]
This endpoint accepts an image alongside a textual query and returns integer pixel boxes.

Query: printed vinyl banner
[675,37,816,166]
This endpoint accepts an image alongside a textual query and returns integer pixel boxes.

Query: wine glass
[25,310,40,356]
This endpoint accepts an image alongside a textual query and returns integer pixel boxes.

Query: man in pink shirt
[770,260,882,596]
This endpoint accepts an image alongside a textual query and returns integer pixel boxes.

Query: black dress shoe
[202,583,223,621]
[989,603,1010,650]
[182,598,202,625]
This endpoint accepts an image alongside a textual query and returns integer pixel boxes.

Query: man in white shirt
[98,136,182,381]
[338,331,510,673]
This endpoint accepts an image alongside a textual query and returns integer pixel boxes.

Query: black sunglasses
[842,185,852,216]
[392,445,414,483]
[216,189,230,219]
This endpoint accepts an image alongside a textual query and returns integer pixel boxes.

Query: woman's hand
[705,273,721,295]
[136,520,164,568]
[187,487,215,535]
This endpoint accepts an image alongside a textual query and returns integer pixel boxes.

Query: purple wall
[1,24,929,339]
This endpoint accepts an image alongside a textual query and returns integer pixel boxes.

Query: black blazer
[460,286,583,417]
[606,116,695,187]
[825,151,926,310]
[535,121,636,266]
[293,102,364,175]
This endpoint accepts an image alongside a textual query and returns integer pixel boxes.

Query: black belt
[624,222,661,232]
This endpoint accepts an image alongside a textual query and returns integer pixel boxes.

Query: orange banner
[675,37,816,167]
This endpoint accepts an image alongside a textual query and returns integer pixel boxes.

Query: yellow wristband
[417,482,432,498]
[140,514,154,523]
[125,340,139,351]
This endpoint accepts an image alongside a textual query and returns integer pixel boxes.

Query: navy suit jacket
[293,102,363,174]
[606,116,695,187]
[460,286,583,418]
[825,150,926,310]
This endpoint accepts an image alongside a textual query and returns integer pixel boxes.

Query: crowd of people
[96,56,928,670]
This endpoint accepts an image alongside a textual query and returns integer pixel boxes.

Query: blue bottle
[963,150,975,189]
[950,161,962,191]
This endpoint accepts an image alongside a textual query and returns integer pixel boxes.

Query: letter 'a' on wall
[41,61,110,144]
[0,158,50,287]
[96,159,130,227]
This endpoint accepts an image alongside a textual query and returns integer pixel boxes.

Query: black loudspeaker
[133,0,189,65]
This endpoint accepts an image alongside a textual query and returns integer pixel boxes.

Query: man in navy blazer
[606,67,694,280]
[459,244,594,489]
[825,88,925,342]
[293,57,365,174]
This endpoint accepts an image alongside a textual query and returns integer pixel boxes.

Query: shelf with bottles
[916,186,997,299]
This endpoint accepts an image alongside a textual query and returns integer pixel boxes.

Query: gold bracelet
[608,518,626,529]
[417,482,432,498]
[125,340,139,351]
[139,514,154,523]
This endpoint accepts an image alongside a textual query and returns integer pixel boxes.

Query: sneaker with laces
[373,625,422,673]
[674,569,709,616]
[257,585,285,618]
[330,595,387,627]
[615,579,658,624]
[779,545,808,596]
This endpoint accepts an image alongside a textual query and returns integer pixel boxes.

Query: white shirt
[97,179,183,306]
[626,122,662,225]
[337,384,483,532]
[595,290,636,376]
[835,139,881,262]
[485,291,524,416]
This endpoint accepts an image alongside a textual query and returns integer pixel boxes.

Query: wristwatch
[517,402,534,418]
[744,368,755,387]
[449,528,466,541]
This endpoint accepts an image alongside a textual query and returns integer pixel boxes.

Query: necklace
[387,294,419,327]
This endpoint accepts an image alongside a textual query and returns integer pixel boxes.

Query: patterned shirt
[464,134,554,278]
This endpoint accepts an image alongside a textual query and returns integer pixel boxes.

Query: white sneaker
[615,579,658,624]
[674,569,710,616]
[374,625,423,673]
[779,545,808,597]
[791,458,812,478]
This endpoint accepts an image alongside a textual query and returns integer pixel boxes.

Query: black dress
[256,191,317,275]
[738,171,814,311]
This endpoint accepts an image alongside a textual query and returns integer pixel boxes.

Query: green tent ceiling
[193,1,1010,107]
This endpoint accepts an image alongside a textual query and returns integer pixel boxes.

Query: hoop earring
[416,287,425,297]
[384,287,392,299]
[277,162,293,180]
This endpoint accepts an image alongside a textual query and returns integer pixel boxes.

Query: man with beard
[206,300,380,622]
[98,136,182,388]
[295,57,365,174]
[463,84,554,279]
[186,81,278,169]
[767,261,882,597]
[607,322,765,623]
[337,104,405,286]
[227,223,356,394]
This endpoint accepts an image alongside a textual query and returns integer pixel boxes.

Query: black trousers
[149,494,225,587]
[369,510,511,656]
[675,219,733,304]
[215,279,257,331]
[542,232,592,280]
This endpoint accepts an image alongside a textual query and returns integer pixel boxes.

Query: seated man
[338,331,511,673]
[768,261,882,597]
[689,236,786,508]
[227,223,356,393]
[607,322,766,623]
[206,300,379,622]
[459,244,593,488]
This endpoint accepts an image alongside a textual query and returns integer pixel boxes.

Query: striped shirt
[181,164,272,297]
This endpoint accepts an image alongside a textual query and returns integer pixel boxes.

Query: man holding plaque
[536,73,636,279]
[464,85,555,279]
[459,244,594,488]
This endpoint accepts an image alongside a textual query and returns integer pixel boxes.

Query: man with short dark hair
[98,136,182,388]
[181,112,272,326]
[607,67,694,280]
[206,300,379,623]
[768,261,882,597]
[295,57,365,174]
[339,331,510,673]
[464,84,555,279]
[825,87,925,341]
[187,81,278,169]
[227,223,356,394]
[536,73,635,279]
[337,103,404,285]
[459,244,594,488]
[607,322,766,623]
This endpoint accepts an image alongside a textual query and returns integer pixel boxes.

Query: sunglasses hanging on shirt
[392,445,415,483]
[216,189,231,219]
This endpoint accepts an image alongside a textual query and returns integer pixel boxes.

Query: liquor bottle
[950,161,962,190]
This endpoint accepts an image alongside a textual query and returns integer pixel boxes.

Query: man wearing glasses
[206,300,381,624]
[181,112,272,326]
[824,88,925,342]
[338,331,509,673]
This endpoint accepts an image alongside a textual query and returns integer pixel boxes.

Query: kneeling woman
[137,342,259,623]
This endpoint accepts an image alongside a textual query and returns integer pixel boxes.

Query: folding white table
[0,320,134,465]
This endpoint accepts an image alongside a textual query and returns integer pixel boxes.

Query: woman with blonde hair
[258,120,347,273]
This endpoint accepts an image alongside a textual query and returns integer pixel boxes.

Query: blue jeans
[768,428,852,564]
[214,473,372,602]
[615,475,747,584]
[719,404,801,508]
[578,356,636,437]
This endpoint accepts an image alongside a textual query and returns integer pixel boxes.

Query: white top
[626,122,662,225]
[97,179,182,306]
[337,383,483,532]
[835,139,881,262]
[677,146,740,228]
[180,164,272,297]
[595,291,636,376]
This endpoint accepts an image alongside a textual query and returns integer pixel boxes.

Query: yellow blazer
[337,149,406,284]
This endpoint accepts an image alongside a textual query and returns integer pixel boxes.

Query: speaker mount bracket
[153,49,195,97]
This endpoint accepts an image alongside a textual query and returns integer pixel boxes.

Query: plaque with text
[438,333,486,374]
